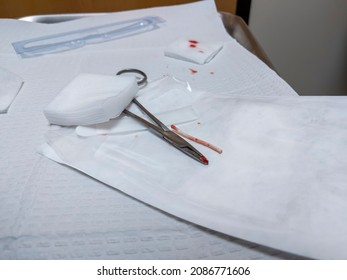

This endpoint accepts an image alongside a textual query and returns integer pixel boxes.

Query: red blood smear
[200,156,209,165]
[189,40,199,44]
[189,44,197,48]
[189,68,198,74]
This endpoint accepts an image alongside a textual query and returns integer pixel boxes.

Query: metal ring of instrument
[116,68,147,86]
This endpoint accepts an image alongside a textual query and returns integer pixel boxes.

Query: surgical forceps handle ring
[116,68,147,87]
[117,68,166,129]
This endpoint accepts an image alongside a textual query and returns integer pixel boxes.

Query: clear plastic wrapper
[76,76,199,136]
[12,16,165,58]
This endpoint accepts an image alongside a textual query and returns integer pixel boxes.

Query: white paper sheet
[41,86,347,259]
[0,0,323,260]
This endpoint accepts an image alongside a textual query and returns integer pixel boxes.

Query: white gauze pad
[44,73,138,126]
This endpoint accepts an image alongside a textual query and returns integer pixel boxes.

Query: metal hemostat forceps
[116,69,209,165]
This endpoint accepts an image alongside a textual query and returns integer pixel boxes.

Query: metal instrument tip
[200,155,209,165]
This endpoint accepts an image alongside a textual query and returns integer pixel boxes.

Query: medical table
[3,0,346,260]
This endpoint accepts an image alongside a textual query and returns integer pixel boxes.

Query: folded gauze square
[0,67,24,113]
[44,73,138,126]
[164,38,223,64]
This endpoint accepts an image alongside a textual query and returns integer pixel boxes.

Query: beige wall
[249,0,347,95]
[0,0,237,18]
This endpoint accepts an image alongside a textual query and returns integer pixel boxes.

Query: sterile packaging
[12,16,165,58]
[40,76,347,259]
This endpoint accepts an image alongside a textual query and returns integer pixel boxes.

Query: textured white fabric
[164,38,223,64]
[0,67,23,113]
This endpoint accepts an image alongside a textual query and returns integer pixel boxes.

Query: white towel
[0,67,24,113]
[164,38,223,64]
[43,73,138,126]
